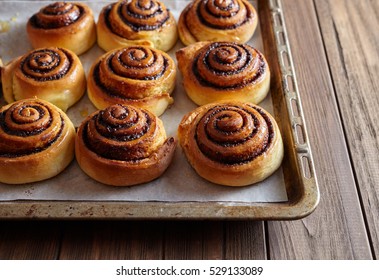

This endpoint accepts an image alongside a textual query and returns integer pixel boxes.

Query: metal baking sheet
[0,0,319,219]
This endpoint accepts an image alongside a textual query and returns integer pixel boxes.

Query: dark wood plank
[315,0,379,259]
[59,221,266,260]
[0,221,61,259]
[163,221,266,260]
[266,0,372,259]
[224,222,266,260]
[59,221,164,260]
[163,221,224,259]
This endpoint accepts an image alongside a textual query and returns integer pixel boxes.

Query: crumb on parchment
[80,107,89,118]
[0,13,19,33]
[0,21,10,33]
[11,13,19,22]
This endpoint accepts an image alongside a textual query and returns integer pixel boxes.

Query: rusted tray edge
[0,0,319,220]
[264,0,320,218]
[0,198,314,220]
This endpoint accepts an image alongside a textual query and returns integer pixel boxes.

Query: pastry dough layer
[76,104,176,186]
[1,47,86,112]
[97,0,178,52]
[178,101,283,186]
[0,98,75,184]
[176,42,270,106]
[87,46,176,116]
[27,2,96,55]
[178,0,257,45]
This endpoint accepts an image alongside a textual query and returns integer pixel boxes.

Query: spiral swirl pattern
[82,104,160,161]
[192,42,266,89]
[105,0,170,34]
[194,104,274,165]
[19,48,72,82]
[178,0,257,45]
[29,2,85,29]
[196,0,253,29]
[0,100,64,157]
[93,46,170,99]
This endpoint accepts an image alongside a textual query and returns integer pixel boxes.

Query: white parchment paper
[0,1,288,202]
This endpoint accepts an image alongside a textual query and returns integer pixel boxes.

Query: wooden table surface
[0,0,378,260]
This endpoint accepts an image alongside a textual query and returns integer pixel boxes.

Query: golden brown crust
[1,47,86,112]
[75,104,176,186]
[97,0,178,52]
[26,2,96,55]
[87,46,176,116]
[0,98,75,184]
[176,41,270,106]
[178,0,257,46]
[178,101,283,186]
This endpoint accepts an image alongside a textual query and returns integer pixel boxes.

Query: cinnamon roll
[87,46,176,116]
[27,2,96,55]
[178,0,258,46]
[178,101,283,186]
[176,42,270,106]
[97,0,178,52]
[75,104,176,186]
[0,98,75,184]
[1,47,86,112]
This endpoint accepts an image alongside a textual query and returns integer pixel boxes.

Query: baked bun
[1,47,86,112]
[176,41,270,106]
[26,1,96,55]
[97,0,178,52]
[0,98,75,184]
[87,46,176,116]
[178,0,257,46]
[178,101,283,186]
[76,104,176,186]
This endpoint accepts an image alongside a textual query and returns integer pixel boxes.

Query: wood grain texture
[315,0,379,259]
[266,0,372,259]
[224,222,266,260]
[163,221,266,260]
[0,221,61,259]
[163,221,224,259]
[58,220,266,260]
[59,221,164,259]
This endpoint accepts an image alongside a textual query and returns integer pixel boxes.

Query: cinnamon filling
[29,3,85,29]
[1,107,47,137]
[20,48,73,81]
[104,1,170,35]
[83,105,154,161]
[195,105,274,165]
[121,2,169,31]
[0,114,65,158]
[195,0,252,30]
[93,49,168,99]
[192,43,266,89]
